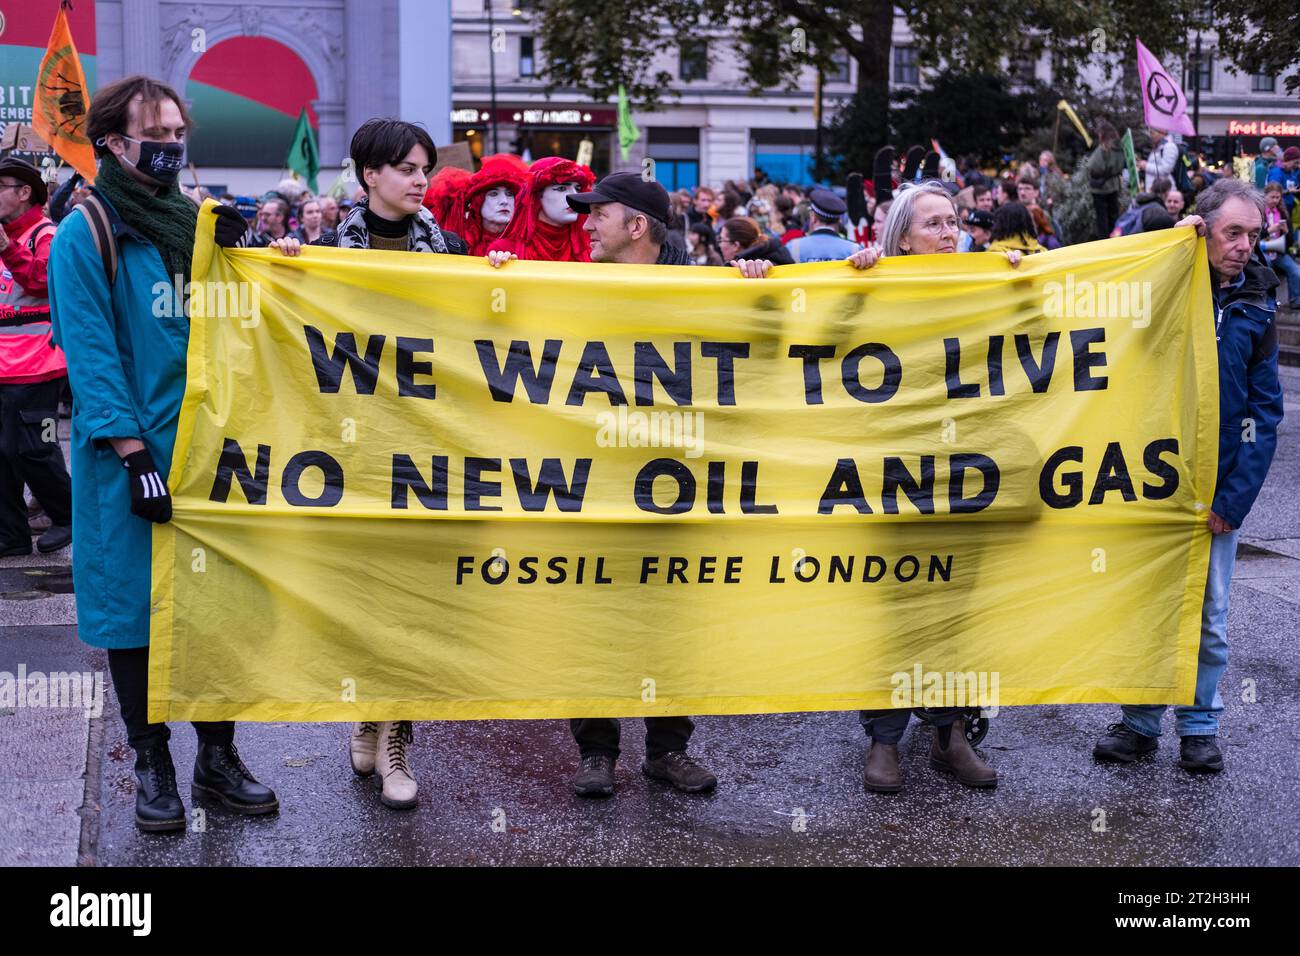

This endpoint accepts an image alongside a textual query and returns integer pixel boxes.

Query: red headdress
[423,167,471,233]
[461,154,529,256]
[490,156,596,262]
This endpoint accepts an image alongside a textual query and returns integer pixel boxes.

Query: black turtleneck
[363,207,410,239]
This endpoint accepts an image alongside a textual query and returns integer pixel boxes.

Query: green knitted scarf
[94,156,198,285]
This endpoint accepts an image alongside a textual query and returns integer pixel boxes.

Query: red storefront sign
[1226,119,1300,137]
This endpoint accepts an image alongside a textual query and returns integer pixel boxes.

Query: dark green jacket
[1086,144,1126,196]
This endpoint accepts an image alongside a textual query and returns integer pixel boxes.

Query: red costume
[489,156,595,262]
[460,155,528,256]
[423,167,471,232]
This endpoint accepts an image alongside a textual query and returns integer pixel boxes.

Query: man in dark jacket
[1095,178,1283,774]
[488,173,715,799]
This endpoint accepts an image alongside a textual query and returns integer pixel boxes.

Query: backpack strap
[74,193,118,287]
[26,221,56,254]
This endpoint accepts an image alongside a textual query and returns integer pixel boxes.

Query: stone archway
[158,2,346,166]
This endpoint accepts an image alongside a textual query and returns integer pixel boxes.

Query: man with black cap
[486,172,715,798]
[0,157,73,556]
[570,171,693,266]
[784,188,863,263]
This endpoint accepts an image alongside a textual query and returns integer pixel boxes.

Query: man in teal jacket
[48,75,277,833]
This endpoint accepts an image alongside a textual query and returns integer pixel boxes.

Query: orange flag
[33,1,96,183]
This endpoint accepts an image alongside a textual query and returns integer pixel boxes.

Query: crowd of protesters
[0,72,1285,831]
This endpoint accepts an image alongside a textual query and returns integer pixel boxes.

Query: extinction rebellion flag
[33,0,96,182]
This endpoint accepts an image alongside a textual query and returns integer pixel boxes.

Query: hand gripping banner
[148,203,1217,722]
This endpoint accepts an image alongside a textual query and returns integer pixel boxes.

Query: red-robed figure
[489,156,595,262]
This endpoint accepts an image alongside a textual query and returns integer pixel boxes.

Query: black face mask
[119,135,185,184]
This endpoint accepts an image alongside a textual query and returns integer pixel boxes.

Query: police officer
[784,188,863,263]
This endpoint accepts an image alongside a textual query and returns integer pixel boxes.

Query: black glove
[122,449,173,523]
[213,203,251,248]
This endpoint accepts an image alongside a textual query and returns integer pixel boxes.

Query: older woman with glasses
[862,182,1022,792]
[735,181,1021,277]
[736,182,1017,794]
[857,180,1024,265]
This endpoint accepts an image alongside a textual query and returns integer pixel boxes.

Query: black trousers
[858,708,960,745]
[0,379,72,546]
[571,717,694,759]
[1093,192,1120,241]
[106,646,233,751]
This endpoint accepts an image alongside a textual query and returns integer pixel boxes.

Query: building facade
[452,2,1300,185]
[450,0,871,187]
[8,0,1296,195]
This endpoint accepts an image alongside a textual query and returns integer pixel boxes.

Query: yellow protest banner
[149,203,1217,722]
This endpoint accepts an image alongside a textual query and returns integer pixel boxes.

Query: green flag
[617,84,640,161]
[1121,128,1139,198]
[286,107,320,192]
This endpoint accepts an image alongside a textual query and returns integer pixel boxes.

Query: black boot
[193,741,280,815]
[1178,735,1224,773]
[36,524,72,553]
[134,744,185,833]
[1093,722,1158,763]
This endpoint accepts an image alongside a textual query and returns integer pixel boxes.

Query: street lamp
[1191,32,1202,152]
[1189,2,1211,154]
[486,0,500,154]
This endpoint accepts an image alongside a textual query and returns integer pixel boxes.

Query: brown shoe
[641,751,717,793]
[572,754,616,798]
[863,741,902,793]
[929,718,997,788]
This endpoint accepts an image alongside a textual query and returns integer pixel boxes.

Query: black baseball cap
[966,209,993,230]
[568,171,671,224]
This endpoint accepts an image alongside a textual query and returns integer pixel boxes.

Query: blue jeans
[1272,254,1300,305]
[1122,529,1238,738]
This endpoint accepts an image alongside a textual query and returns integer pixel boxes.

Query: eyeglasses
[918,216,960,235]
[0,183,26,192]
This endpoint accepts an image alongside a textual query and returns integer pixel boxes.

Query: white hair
[880,181,957,257]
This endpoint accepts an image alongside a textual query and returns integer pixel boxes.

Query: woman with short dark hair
[235,116,470,812]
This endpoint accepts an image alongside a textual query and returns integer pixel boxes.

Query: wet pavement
[3,375,1300,867]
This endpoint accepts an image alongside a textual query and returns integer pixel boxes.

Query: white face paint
[481,186,516,233]
[539,181,580,225]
